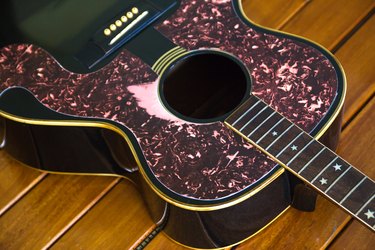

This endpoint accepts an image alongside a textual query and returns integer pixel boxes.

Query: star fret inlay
[291,145,298,151]
[332,163,342,171]
[364,209,375,220]
[272,131,278,136]
[319,178,328,185]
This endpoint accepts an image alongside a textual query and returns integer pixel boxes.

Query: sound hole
[161,51,251,122]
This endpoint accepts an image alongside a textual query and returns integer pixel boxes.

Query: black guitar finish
[0,0,366,248]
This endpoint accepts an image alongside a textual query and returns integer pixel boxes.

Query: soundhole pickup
[75,0,178,69]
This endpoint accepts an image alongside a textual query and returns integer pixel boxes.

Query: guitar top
[0,0,344,206]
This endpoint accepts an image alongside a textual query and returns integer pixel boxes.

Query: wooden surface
[0,0,374,249]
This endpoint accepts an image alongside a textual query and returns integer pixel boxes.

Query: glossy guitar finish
[0,0,350,248]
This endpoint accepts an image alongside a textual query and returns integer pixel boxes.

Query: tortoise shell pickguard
[0,0,338,201]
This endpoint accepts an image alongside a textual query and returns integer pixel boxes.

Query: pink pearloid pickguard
[155,0,337,130]
[0,0,338,201]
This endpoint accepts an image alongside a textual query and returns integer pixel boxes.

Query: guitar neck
[225,95,375,231]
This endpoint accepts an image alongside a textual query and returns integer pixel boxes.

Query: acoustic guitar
[0,0,373,248]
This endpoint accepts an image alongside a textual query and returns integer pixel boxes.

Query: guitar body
[0,0,345,248]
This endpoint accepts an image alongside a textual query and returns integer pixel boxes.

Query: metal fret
[340,176,367,204]
[311,156,338,184]
[265,124,294,151]
[239,105,268,132]
[247,112,276,137]
[256,117,285,144]
[297,147,325,174]
[275,131,304,158]
[287,139,314,166]
[325,165,353,193]
[232,99,261,126]
[356,194,375,215]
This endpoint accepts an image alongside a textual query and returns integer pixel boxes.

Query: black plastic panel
[0,0,179,72]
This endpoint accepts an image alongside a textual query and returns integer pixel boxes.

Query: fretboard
[225,95,375,232]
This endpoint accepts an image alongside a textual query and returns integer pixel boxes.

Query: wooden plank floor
[0,0,374,249]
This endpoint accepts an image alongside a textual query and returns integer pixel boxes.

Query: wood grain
[335,16,375,125]
[337,98,375,180]
[330,221,375,250]
[0,151,45,216]
[282,0,375,50]
[0,174,117,250]
[50,180,155,249]
[0,1,374,249]
[241,0,308,29]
